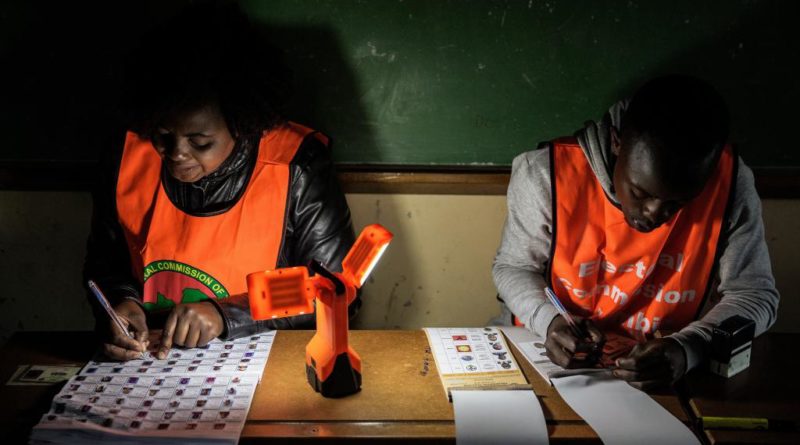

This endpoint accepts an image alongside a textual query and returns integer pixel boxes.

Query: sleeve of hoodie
[214,135,357,339]
[492,146,561,337]
[668,158,780,371]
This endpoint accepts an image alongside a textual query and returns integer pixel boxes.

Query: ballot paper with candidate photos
[424,327,529,400]
[31,332,275,445]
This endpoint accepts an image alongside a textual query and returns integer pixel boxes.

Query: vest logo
[141,260,229,311]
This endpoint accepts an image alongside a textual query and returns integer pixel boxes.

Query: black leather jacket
[83,129,357,339]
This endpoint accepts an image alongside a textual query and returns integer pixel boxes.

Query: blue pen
[88,280,144,357]
[544,286,588,339]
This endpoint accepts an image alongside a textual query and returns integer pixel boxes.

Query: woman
[84,3,356,361]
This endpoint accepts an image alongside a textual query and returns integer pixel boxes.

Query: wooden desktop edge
[240,422,600,444]
[1,162,798,198]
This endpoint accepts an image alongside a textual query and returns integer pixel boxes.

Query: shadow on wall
[0,0,379,165]
[609,1,799,168]
[0,1,140,163]
[255,23,380,161]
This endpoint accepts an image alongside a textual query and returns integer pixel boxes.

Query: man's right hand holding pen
[543,286,606,368]
[545,314,606,368]
[541,286,687,389]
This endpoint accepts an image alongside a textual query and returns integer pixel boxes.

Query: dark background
[1,0,798,174]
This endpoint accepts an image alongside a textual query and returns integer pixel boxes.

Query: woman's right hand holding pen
[545,315,606,368]
[103,299,149,361]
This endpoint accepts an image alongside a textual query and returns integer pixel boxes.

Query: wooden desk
[0,330,688,444]
[244,330,688,443]
[684,333,800,445]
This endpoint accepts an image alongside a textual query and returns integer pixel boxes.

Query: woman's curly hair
[122,1,289,140]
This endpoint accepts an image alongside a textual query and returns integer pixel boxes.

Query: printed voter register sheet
[30,332,275,445]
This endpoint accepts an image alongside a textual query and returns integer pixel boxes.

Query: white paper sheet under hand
[552,374,700,445]
[451,390,548,445]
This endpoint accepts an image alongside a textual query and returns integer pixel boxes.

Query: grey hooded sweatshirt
[492,101,779,372]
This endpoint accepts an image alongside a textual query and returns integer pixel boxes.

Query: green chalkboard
[1,0,798,168]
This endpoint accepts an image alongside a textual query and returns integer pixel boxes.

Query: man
[493,75,779,389]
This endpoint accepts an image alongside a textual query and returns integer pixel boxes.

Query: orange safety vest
[546,138,735,340]
[116,122,325,311]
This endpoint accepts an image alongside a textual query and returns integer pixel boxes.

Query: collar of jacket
[160,133,260,216]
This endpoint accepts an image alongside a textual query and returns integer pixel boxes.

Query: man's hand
[545,315,605,368]
[614,337,687,390]
[103,299,149,361]
[156,301,224,359]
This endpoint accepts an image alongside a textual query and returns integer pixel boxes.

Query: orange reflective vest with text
[116,123,324,311]
[547,138,735,341]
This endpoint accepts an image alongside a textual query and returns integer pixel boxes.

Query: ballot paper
[452,390,548,445]
[501,327,700,445]
[30,332,275,445]
[553,374,700,445]
[424,327,529,399]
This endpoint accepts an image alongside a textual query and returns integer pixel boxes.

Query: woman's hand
[156,301,224,359]
[545,315,605,368]
[103,299,149,361]
[613,338,687,390]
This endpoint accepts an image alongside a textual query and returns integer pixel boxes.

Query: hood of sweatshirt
[574,99,629,206]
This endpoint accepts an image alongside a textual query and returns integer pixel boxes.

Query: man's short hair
[621,75,730,163]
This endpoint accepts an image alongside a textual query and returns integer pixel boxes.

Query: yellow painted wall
[0,192,798,343]
[347,194,507,329]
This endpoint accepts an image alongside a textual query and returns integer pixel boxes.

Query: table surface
[0,329,689,444]
[684,332,800,445]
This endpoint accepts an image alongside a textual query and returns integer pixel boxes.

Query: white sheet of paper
[552,373,700,445]
[451,390,548,445]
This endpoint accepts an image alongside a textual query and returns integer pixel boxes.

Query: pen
[544,286,588,339]
[88,280,135,341]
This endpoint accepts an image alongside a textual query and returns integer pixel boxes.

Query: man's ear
[610,126,622,156]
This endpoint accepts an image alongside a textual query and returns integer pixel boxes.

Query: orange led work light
[247,224,393,397]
